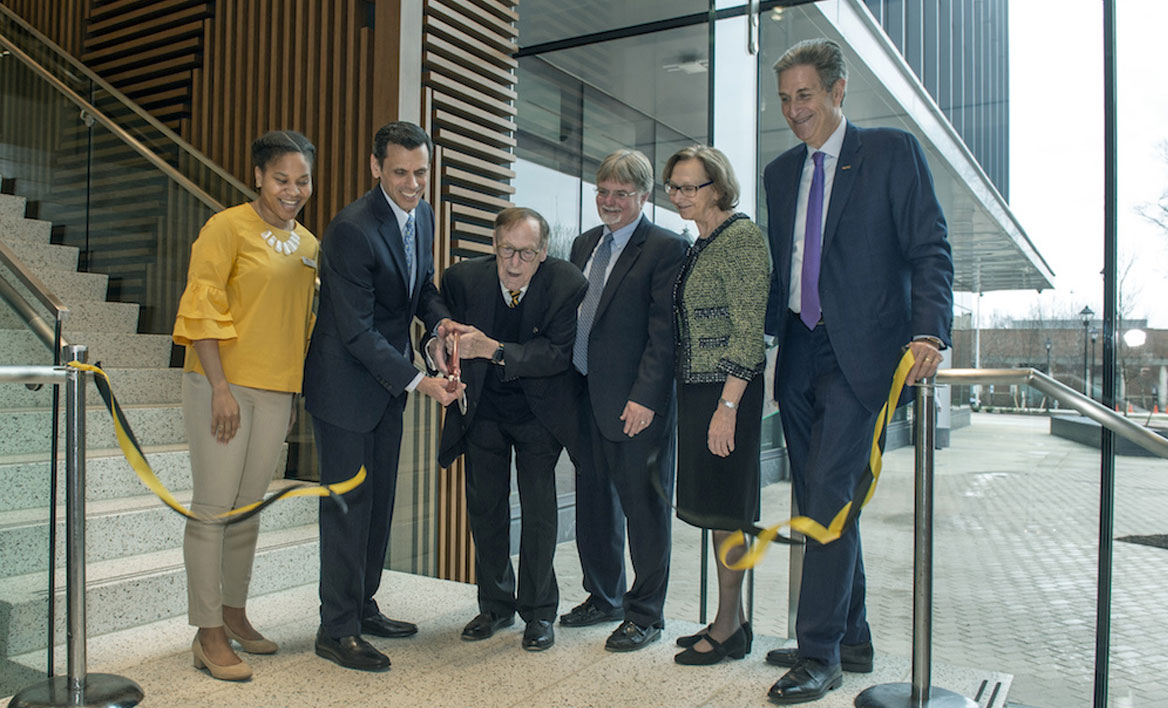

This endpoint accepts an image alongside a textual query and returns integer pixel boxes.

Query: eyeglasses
[498,245,540,262]
[664,180,713,197]
[595,187,640,200]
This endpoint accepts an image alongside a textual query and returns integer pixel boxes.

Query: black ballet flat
[673,625,748,665]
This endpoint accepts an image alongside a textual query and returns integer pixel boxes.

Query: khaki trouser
[181,372,291,627]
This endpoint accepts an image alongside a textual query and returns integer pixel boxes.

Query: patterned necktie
[800,151,826,329]
[573,232,613,375]
[403,213,417,294]
[509,290,522,308]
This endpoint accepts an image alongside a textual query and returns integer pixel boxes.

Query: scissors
[446,331,468,415]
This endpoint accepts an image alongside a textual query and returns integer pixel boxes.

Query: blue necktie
[573,233,613,375]
[403,213,417,294]
[800,151,825,329]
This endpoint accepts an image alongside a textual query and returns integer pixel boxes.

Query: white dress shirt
[788,117,848,314]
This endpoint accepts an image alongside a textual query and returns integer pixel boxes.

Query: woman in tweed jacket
[666,145,770,666]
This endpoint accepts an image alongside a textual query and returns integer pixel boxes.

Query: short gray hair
[596,149,654,195]
[773,38,847,93]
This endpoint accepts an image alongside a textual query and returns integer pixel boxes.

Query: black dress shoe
[461,612,515,641]
[674,625,748,665]
[767,658,843,705]
[522,620,554,651]
[765,641,873,673]
[604,620,661,652]
[677,621,753,654]
[559,598,624,627]
[314,629,390,672]
[361,613,418,638]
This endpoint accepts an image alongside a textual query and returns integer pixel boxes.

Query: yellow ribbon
[68,360,365,524]
[718,348,917,570]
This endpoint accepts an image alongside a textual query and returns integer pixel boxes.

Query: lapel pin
[841,164,852,170]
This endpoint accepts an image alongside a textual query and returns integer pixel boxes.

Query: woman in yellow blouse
[172,130,318,681]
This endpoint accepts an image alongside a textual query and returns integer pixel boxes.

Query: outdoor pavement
[4,412,1165,707]
[562,412,1168,707]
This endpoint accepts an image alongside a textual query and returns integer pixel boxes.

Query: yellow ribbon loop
[67,360,365,524]
[718,348,918,570]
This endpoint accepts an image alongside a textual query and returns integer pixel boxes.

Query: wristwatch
[491,343,505,365]
[718,398,737,410]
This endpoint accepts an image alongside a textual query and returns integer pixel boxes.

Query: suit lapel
[775,146,805,293]
[572,228,602,270]
[518,262,547,342]
[371,188,410,290]
[822,124,862,254]
[594,217,647,321]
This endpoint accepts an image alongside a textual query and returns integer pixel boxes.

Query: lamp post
[1090,329,1098,401]
[1044,339,1053,410]
[1080,306,1094,395]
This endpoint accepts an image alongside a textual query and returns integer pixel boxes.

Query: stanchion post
[9,346,144,708]
[854,377,974,708]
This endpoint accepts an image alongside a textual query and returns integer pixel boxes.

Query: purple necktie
[800,151,826,330]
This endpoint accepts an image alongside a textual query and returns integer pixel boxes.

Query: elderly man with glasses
[430,207,587,652]
[562,149,688,652]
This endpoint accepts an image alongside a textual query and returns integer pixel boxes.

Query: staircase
[0,189,319,680]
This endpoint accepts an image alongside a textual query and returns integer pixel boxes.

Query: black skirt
[675,376,764,530]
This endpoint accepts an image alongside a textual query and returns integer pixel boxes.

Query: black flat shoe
[361,613,418,638]
[522,620,554,651]
[677,621,753,653]
[766,641,872,673]
[559,598,624,627]
[314,629,390,672]
[674,625,748,665]
[461,612,515,641]
[604,620,661,652]
[767,658,843,705]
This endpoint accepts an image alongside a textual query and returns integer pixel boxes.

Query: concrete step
[0,402,184,457]
[0,444,195,513]
[60,300,140,334]
[33,268,108,302]
[0,366,181,409]
[0,479,316,580]
[0,522,318,657]
[0,239,77,273]
[0,300,139,340]
[0,194,26,220]
[0,216,51,244]
[0,330,173,369]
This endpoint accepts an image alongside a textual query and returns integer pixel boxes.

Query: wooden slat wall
[423,0,517,583]
[183,0,377,246]
[0,0,87,58]
[81,0,214,133]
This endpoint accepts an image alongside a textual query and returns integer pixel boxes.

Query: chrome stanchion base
[854,682,976,708]
[8,673,143,708]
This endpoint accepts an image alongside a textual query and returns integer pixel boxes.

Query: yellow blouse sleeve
[172,213,239,346]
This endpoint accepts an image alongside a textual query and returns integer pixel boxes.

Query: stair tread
[0,523,317,597]
[0,478,312,528]
[0,442,189,467]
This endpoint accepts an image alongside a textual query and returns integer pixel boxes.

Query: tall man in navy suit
[434,207,588,653]
[303,122,463,672]
[761,39,953,704]
[562,149,687,652]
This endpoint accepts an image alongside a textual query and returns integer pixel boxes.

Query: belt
[788,308,824,326]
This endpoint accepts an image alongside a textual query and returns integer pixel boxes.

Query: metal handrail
[0,32,227,215]
[0,239,69,351]
[0,3,255,203]
[936,368,1168,458]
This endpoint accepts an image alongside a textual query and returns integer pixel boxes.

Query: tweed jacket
[673,213,770,384]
